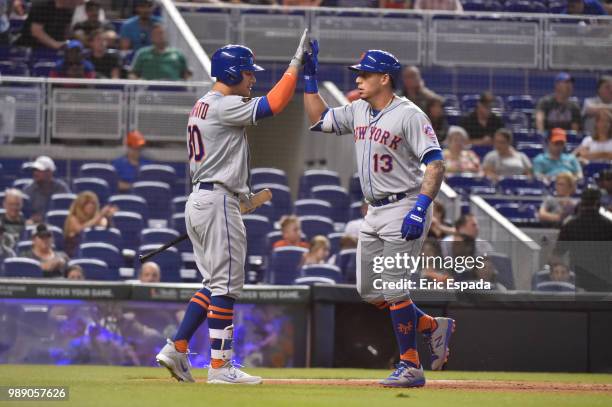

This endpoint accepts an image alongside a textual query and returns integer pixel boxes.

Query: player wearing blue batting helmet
[348,49,402,89]
[210,45,264,86]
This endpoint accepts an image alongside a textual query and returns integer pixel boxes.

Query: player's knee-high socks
[414,305,438,334]
[173,287,211,352]
[389,300,420,368]
[208,295,235,368]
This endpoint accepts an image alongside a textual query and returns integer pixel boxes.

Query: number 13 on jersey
[188,124,205,162]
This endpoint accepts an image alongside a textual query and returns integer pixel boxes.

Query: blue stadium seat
[68,259,118,281]
[16,240,33,255]
[531,267,576,289]
[335,248,357,284]
[327,232,343,255]
[50,193,76,210]
[243,214,273,257]
[548,0,566,13]
[507,95,535,113]
[266,246,309,285]
[252,201,275,222]
[2,257,42,278]
[536,281,576,292]
[470,145,493,160]
[83,227,123,250]
[294,199,332,219]
[446,110,462,126]
[132,181,171,221]
[494,203,537,224]
[0,61,28,76]
[312,185,351,223]
[512,129,540,146]
[487,252,514,290]
[299,216,334,241]
[45,210,69,230]
[79,163,118,193]
[583,162,611,179]
[497,176,546,196]
[295,264,344,285]
[299,169,341,199]
[441,94,460,110]
[138,244,182,282]
[171,213,186,234]
[112,211,144,251]
[141,228,180,246]
[251,167,288,186]
[252,183,292,222]
[461,0,488,11]
[505,0,543,13]
[31,61,56,77]
[349,173,363,202]
[78,242,122,271]
[108,194,149,222]
[461,94,481,112]
[172,196,188,214]
[73,177,111,204]
[445,174,492,195]
[350,201,364,221]
[12,178,33,190]
[138,164,177,186]
[266,230,283,253]
[517,144,544,160]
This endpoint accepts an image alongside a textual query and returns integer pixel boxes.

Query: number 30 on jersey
[187,124,205,162]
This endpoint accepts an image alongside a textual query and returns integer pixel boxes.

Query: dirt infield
[263,378,612,393]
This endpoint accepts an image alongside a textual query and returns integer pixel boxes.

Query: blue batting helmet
[348,50,401,87]
[210,45,264,85]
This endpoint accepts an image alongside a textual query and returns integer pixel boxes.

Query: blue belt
[368,193,407,207]
[198,182,239,198]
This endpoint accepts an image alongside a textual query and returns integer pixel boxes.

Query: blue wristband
[304,75,318,94]
[415,193,432,211]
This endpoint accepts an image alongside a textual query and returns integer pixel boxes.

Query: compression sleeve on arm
[254,72,298,120]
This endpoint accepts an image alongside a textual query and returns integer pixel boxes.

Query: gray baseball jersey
[315,95,441,202]
[188,90,263,194]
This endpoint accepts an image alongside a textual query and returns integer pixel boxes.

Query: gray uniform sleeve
[217,95,262,127]
[404,111,441,161]
[316,104,355,135]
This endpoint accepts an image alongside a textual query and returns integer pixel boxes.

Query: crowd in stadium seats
[1,0,190,80]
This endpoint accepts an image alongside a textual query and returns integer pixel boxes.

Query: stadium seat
[12,178,33,190]
[548,0,566,13]
[497,176,546,196]
[138,244,182,282]
[108,195,149,222]
[138,164,177,186]
[252,183,292,221]
[243,214,273,256]
[2,257,43,278]
[294,199,332,219]
[171,213,186,234]
[112,211,145,251]
[461,0,488,11]
[299,169,341,199]
[494,203,537,225]
[0,61,28,76]
[79,163,118,193]
[295,264,344,285]
[507,95,535,113]
[68,259,118,281]
[73,177,111,204]
[536,281,576,292]
[45,210,69,230]
[335,248,357,283]
[266,246,309,285]
[312,185,351,223]
[83,227,123,250]
[327,232,343,255]
[252,201,275,221]
[16,240,33,255]
[50,193,76,210]
[251,167,288,186]
[31,61,56,77]
[349,201,364,221]
[132,181,171,221]
[299,216,335,241]
[517,144,544,160]
[141,228,180,246]
[445,174,492,195]
[349,173,363,202]
[487,252,514,290]
[266,230,283,253]
[583,162,611,179]
[172,196,188,214]
[78,242,122,271]
[470,145,493,160]
[461,94,480,112]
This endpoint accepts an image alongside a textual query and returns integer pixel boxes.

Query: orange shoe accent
[190,297,209,310]
[211,358,226,369]
[400,348,420,367]
[174,339,188,353]
[194,292,210,304]
[389,300,413,311]
[417,315,437,333]
[208,305,234,314]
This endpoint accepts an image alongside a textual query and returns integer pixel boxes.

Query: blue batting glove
[304,40,319,93]
[401,194,432,241]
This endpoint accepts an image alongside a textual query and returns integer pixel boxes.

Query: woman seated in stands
[24,224,69,278]
[64,191,117,257]
[273,215,309,249]
[442,125,481,176]
[301,235,331,267]
[483,128,532,182]
[574,110,612,163]
[425,97,449,144]
[538,172,578,226]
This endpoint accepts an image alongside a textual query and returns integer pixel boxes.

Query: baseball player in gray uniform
[303,42,455,387]
[155,30,309,384]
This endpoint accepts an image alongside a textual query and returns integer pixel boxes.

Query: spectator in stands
[533,128,583,184]
[553,187,612,292]
[88,29,122,79]
[63,191,118,257]
[535,72,581,132]
[112,130,151,192]
[0,0,13,46]
[565,0,608,15]
[139,261,161,283]
[473,256,507,291]
[273,215,309,249]
[301,235,331,266]
[413,0,463,11]
[538,172,578,226]
[603,0,612,14]
[459,91,503,146]
[483,128,532,181]
[50,40,96,79]
[440,213,494,259]
[344,200,368,240]
[0,188,26,249]
[428,200,455,239]
[23,156,70,224]
[425,96,448,143]
[129,24,191,81]
[71,0,117,46]
[65,264,85,280]
[15,0,76,50]
[574,110,612,162]
[0,224,16,266]
[549,261,572,283]
[597,169,612,210]
[582,76,612,136]
[119,0,161,51]
[25,223,69,278]
[398,66,442,111]
[442,125,481,175]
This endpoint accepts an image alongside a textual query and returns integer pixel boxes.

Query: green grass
[0,365,610,407]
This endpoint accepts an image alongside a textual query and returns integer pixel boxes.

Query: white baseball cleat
[426,317,456,371]
[207,362,262,385]
[380,362,426,388]
[156,339,195,383]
